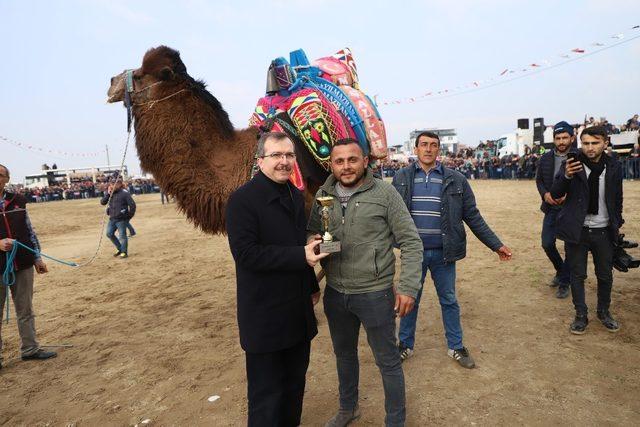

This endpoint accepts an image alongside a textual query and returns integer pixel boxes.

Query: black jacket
[226,171,319,354]
[100,189,136,220]
[392,164,502,263]
[536,150,562,213]
[550,155,624,244]
[0,193,36,272]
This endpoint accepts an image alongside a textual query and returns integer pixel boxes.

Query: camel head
[107,46,188,104]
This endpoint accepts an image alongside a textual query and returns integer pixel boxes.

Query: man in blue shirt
[392,132,512,369]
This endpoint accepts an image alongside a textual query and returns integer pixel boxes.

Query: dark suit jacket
[226,171,319,354]
[550,155,624,244]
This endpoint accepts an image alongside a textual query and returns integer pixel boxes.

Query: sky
[1,0,639,182]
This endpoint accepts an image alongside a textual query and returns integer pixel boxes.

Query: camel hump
[250,48,388,180]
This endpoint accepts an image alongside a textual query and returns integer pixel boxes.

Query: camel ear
[159,66,174,81]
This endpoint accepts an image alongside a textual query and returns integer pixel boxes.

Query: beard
[337,167,365,187]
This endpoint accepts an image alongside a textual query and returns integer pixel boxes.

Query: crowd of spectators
[10,175,160,203]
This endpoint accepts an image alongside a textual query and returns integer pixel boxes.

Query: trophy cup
[316,196,341,253]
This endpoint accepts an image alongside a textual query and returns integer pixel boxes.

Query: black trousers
[245,340,311,427]
[565,227,614,316]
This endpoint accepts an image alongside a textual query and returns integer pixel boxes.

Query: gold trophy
[316,196,341,253]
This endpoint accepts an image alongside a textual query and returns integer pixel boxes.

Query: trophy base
[319,241,341,253]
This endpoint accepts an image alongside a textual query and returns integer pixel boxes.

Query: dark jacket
[536,150,560,213]
[101,189,136,220]
[226,171,319,354]
[0,193,36,272]
[550,155,624,244]
[392,164,503,263]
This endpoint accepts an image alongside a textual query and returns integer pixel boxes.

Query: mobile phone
[567,152,578,162]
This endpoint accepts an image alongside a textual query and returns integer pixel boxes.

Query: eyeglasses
[261,152,296,161]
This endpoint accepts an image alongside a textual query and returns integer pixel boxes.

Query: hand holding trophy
[316,196,342,253]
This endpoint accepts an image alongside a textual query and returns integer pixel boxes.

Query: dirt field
[1,180,639,426]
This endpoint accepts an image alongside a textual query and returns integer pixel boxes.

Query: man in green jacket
[308,139,422,427]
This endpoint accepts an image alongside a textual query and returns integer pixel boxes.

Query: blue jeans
[106,219,128,254]
[126,221,136,236]
[399,248,462,350]
[323,286,405,427]
[541,210,570,285]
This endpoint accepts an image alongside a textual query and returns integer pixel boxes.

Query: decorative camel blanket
[249,48,387,190]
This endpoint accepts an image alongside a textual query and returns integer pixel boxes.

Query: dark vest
[1,193,36,272]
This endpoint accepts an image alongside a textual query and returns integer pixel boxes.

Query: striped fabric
[410,163,443,249]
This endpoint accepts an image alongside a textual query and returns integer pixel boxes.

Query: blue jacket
[550,154,624,244]
[392,164,503,263]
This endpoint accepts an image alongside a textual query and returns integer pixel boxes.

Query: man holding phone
[551,126,624,334]
[536,121,575,298]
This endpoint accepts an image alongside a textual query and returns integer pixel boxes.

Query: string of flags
[378,24,640,106]
[0,135,105,158]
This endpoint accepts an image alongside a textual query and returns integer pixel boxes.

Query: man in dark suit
[535,121,574,298]
[226,132,328,426]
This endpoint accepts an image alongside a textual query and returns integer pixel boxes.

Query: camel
[107,45,324,234]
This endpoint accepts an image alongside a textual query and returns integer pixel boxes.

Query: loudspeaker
[533,117,545,144]
[517,118,529,130]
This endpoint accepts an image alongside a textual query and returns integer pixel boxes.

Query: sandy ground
[0,180,639,426]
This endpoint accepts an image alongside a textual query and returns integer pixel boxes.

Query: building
[404,128,459,154]
[24,165,129,189]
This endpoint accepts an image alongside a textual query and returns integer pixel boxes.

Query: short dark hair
[256,132,292,157]
[330,138,365,156]
[0,164,9,178]
[414,131,440,147]
[581,126,608,141]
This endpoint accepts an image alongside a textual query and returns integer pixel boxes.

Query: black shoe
[556,285,570,299]
[550,276,561,287]
[570,314,588,335]
[22,349,57,361]
[113,250,122,257]
[398,344,414,362]
[448,347,476,369]
[597,310,620,332]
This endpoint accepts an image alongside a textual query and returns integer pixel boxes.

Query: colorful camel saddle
[249,48,387,190]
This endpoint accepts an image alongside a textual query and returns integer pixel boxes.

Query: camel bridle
[122,69,189,132]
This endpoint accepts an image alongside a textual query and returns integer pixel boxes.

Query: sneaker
[325,405,361,427]
[570,314,588,335]
[597,310,620,332]
[399,344,414,362]
[556,285,570,299]
[119,252,128,259]
[447,347,475,369]
[113,250,122,257]
[21,349,57,361]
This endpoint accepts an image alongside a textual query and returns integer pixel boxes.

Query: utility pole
[105,144,110,166]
